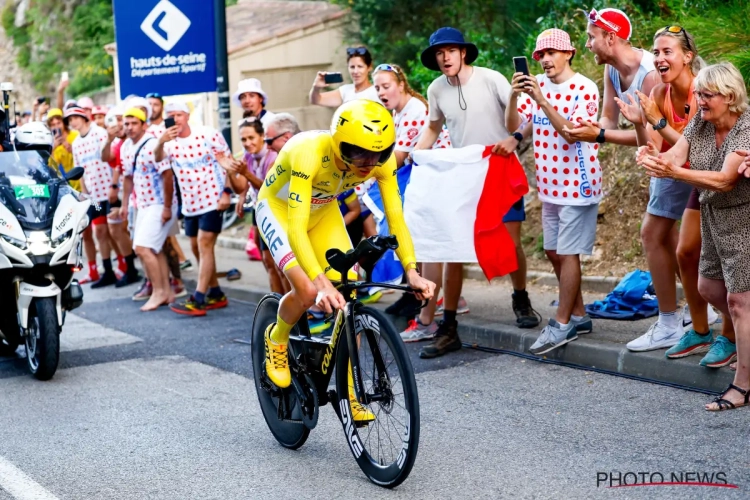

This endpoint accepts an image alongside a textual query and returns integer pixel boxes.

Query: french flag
[404,145,529,281]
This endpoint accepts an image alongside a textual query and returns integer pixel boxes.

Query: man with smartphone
[412,27,540,359]
[155,102,237,316]
[506,28,601,355]
[232,78,276,129]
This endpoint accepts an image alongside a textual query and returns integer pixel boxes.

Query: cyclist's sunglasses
[655,25,693,52]
[145,92,163,101]
[264,133,285,145]
[587,9,621,34]
[347,47,369,56]
[374,63,399,74]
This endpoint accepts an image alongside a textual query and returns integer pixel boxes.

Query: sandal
[705,383,750,411]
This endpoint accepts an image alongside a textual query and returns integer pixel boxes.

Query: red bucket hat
[588,8,632,41]
[533,29,576,61]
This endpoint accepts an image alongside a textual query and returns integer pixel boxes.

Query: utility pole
[214,0,231,149]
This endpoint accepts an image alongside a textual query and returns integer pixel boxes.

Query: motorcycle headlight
[52,229,73,248]
[27,231,51,256]
[1,234,26,250]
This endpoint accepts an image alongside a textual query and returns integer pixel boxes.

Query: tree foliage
[2,0,115,97]
[335,0,750,94]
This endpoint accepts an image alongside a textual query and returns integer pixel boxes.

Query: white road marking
[0,456,59,500]
[60,314,141,352]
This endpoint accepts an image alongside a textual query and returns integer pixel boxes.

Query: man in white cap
[121,107,177,312]
[507,28,601,355]
[232,78,276,129]
[155,101,237,316]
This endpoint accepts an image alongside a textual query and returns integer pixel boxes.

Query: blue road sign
[113,0,217,99]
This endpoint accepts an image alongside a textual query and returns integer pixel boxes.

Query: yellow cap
[46,108,63,120]
[123,107,146,122]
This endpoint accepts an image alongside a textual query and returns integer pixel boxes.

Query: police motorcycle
[0,83,89,380]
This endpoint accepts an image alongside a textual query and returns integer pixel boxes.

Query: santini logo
[141,0,191,52]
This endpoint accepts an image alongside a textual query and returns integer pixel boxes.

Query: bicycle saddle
[326,235,399,280]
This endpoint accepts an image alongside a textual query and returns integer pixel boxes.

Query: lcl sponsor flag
[405,145,529,281]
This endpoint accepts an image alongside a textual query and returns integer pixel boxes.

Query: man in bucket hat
[507,28,601,355]
[232,78,276,129]
[411,27,540,359]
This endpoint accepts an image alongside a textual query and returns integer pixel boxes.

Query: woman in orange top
[618,26,735,366]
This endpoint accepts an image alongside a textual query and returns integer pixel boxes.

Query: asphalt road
[1,283,748,499]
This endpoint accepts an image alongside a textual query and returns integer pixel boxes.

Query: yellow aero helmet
[330,99,396,167]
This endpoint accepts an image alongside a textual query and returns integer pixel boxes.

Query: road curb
[213,235,683,298]
[186,276,730,394]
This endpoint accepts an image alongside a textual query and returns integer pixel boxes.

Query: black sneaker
[512,290,541,329]
[385,292,422,318]
[91,271,118,289]
[115,271,141,288]
[419,320,462,358]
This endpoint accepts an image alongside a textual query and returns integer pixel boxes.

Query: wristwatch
[512,131,524,144]
[222,187,233,195]
[596,128,606,144]
[653,118,668,131]
[111,184,119,189]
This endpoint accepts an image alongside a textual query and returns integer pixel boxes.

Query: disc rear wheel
[251,294,310,450]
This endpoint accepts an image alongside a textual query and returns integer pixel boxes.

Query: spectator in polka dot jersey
[155,102,237,316]
[507,28,601,355]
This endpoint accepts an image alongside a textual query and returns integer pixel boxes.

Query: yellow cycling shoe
[348,363,375,423]
[264,324,291,389]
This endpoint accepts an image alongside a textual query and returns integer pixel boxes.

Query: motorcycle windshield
[0,151,77,230]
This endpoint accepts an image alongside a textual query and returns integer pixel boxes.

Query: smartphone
[513,56,530,77]
[164,116,176,129]
[324,72,344,85]
[61,71,69,82]
[53,127,62,137]
[37,96,46,104]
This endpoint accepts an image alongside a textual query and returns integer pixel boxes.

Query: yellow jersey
[257,131,416,281]
[51,130,81,192]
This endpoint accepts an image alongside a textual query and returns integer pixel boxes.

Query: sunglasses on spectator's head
[588,9,621,34]
[655,25,693,52]
[374,63,399,74]
[347,47,369,56]
[264,133,285,145]
[146,92,163,101]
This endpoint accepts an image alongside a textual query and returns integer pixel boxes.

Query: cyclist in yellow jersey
[257,99,435,422]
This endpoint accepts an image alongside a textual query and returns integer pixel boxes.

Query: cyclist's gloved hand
[313,275,346,314]
[406,269,435,302]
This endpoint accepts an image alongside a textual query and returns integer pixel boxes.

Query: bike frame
[286,280,413,413]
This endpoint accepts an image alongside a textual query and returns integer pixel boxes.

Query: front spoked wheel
[251,294,310,449]
[335,306,420,488]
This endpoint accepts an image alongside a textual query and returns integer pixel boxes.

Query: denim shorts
[647,177,693,220]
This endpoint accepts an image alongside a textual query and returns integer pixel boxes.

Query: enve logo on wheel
[340,399,364,458]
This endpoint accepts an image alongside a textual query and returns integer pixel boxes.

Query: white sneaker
[627,321,683,352]
[400,319,438,343]
[682,304,720,331]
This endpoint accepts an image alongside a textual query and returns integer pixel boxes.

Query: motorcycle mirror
[65,166,84,181]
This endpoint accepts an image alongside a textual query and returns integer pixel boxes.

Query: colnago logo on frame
[140,0,191,52]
